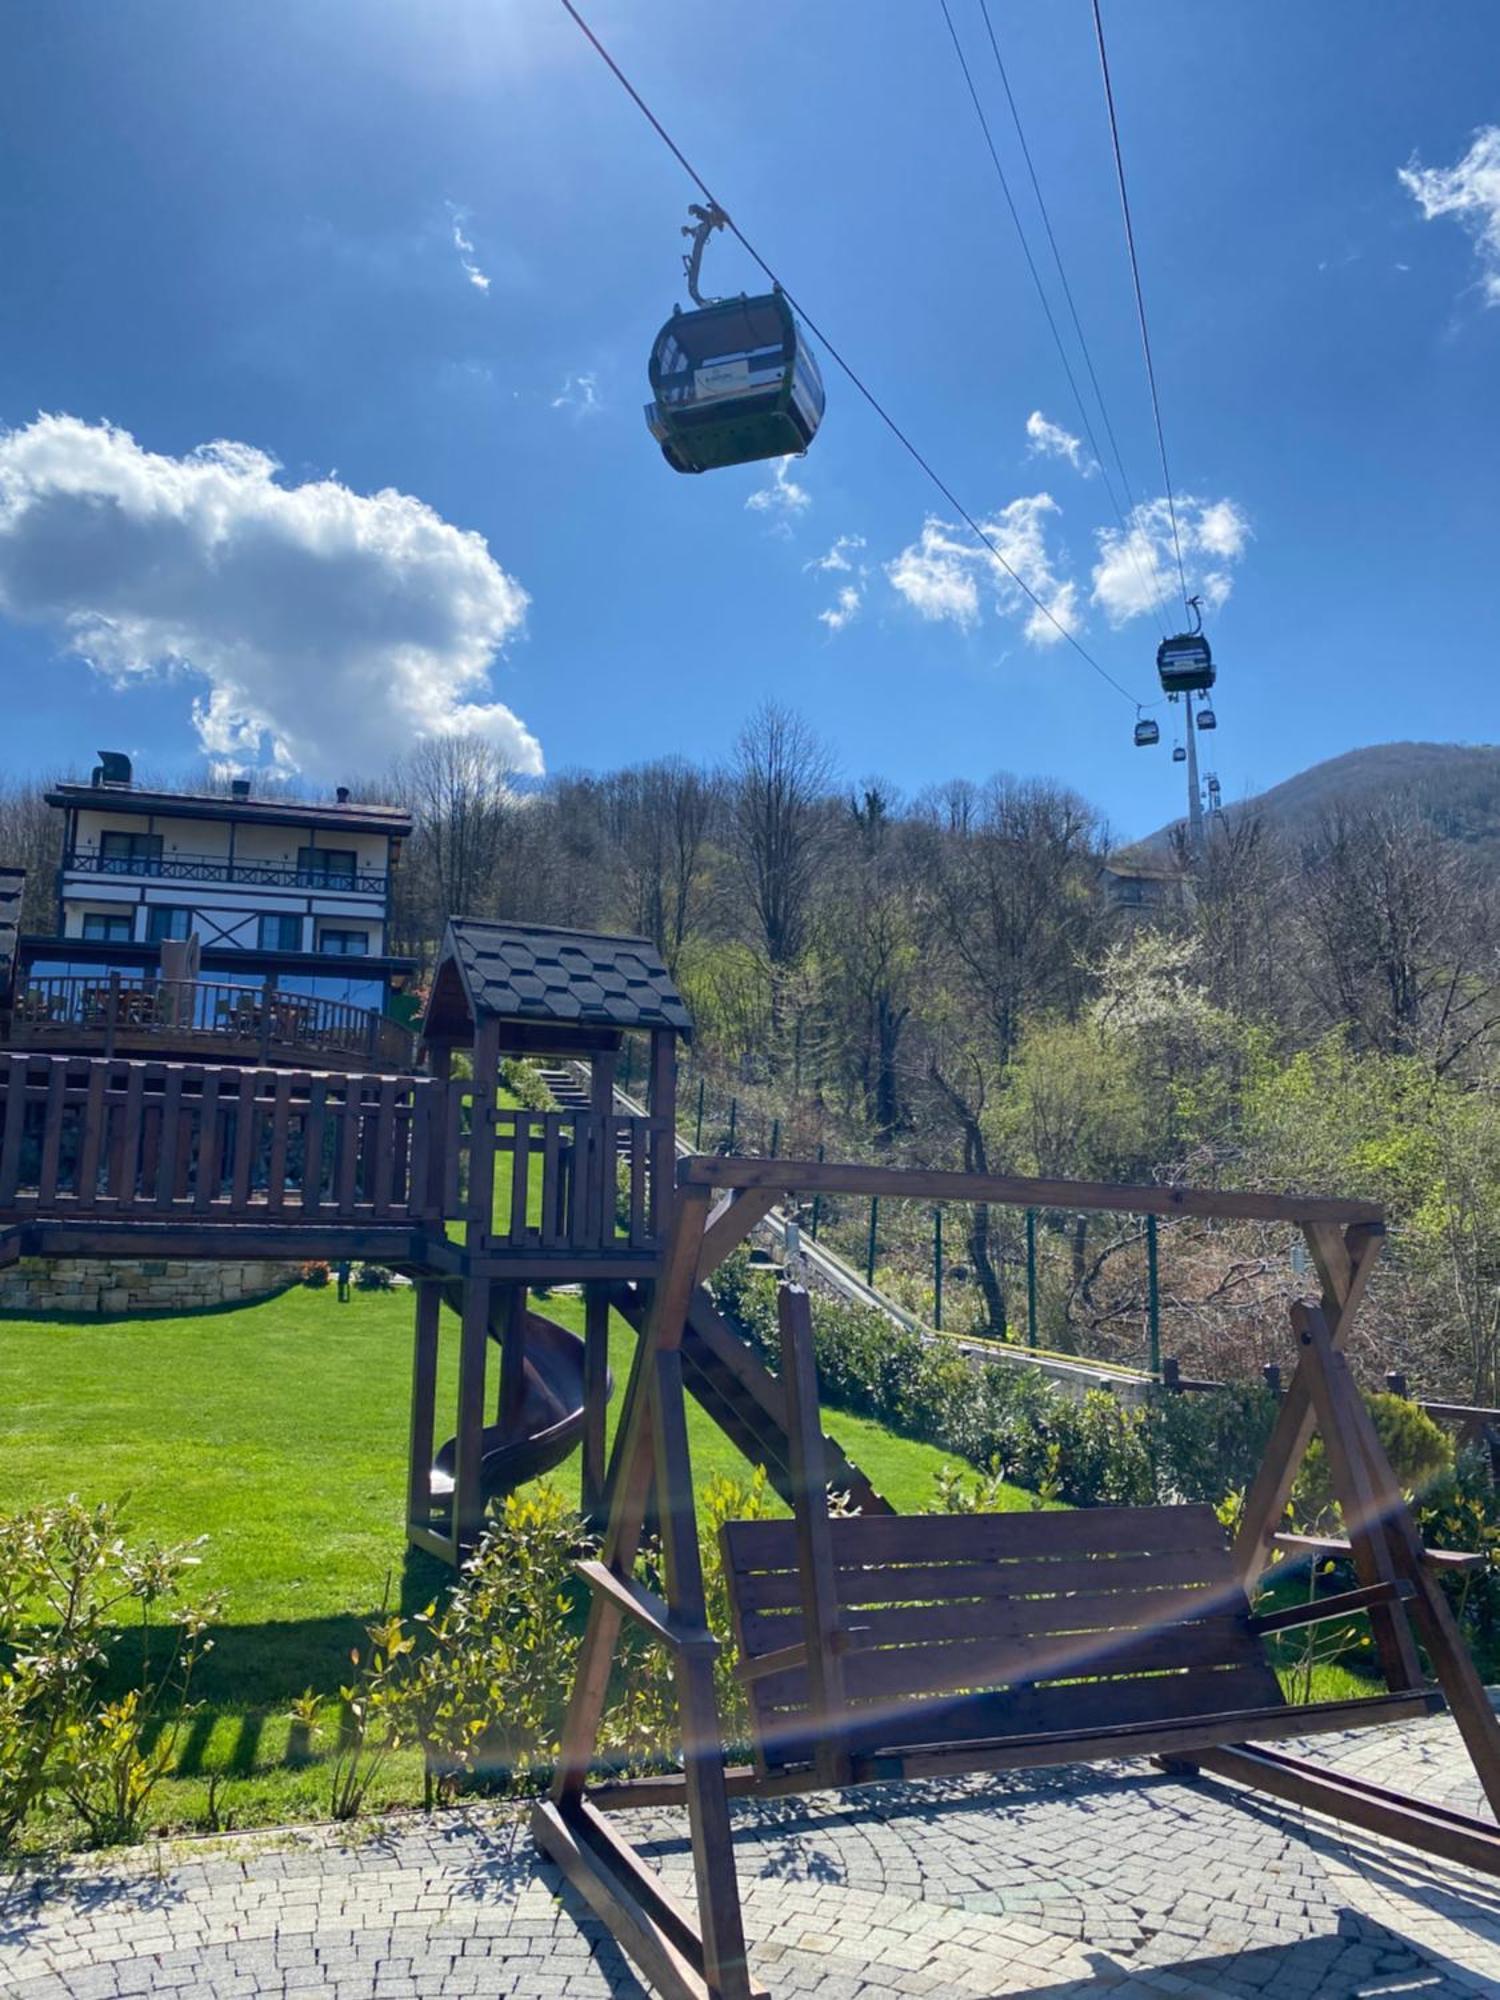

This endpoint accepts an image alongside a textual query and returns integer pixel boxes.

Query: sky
[0,0,1496,841]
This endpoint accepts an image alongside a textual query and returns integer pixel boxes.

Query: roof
[46,783,411,837]
[427,920,693,1040]
[0,867,23,1000]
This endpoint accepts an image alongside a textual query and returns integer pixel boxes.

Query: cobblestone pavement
[4,1710,1499,1999]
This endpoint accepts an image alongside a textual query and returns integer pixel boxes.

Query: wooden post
[777,1284,852,1789]
[1232,1220,1383,1592]
[1300,1304,1500,1815]
[648,1027,678,1245]
[452,1274,491,1556]
[406,1278,441,1535]
[582,1283,610,1521]
[498,1282,528,1434]
[468,1018,501,1253]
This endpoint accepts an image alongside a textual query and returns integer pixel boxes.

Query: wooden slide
[430,1297,597,1506]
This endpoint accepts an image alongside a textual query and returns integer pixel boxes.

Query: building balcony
[8,972,414,1073]
[62,850,390,897]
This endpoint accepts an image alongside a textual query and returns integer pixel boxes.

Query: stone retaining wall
[0,1257,303,1316]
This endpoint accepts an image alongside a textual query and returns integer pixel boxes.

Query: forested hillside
[5,713,1499,1400]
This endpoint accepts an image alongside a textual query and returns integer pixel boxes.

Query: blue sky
[0,0,1495,839]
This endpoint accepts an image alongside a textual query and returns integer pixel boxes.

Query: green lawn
[0,1281,998,1839]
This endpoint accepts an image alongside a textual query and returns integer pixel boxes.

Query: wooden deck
[0,1052,670,1270]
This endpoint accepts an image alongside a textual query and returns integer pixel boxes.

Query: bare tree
[730,704,833,1022]
[391,733,515,948]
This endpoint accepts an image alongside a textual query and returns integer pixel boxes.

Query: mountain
[1130,742,1500,858]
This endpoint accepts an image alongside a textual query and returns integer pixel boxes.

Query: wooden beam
[1248,1578,1414,1636]
[581,1285,610,1522]
[405,1279,441,1537]
[696,1188,780,1284]
[1272,1531,1486,1574]
[577,1559,716,1652]
[1295,1301,1425,1692]
[531,1801,718,2000]
[1194,1744,1500,1879]
[677,1155,1384,1227]
[777,1284,853,1791]
[1232,1221,1383,1591]
[452,1275,491,1557]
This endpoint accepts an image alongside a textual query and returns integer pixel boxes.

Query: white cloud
[886,494,1076,643]
[745,457,811,522]
[551,372,601,416]
[0,415,541,779]
[446,202,491,293]
[1025,409,1092,475]
[1399,127,1500,305]
[804,533,865,574]
[1090,494,1250,626]
[818,584,863,633]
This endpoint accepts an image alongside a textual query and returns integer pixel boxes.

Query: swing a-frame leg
[531,1186,766,2000]
[1201,1289,1500,1875]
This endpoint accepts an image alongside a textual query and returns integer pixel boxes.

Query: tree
[729,704,833,1028]
[391,733,515,947]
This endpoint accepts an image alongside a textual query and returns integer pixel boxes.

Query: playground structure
[4,915,1500,2000]
[534,1155,1500,2000]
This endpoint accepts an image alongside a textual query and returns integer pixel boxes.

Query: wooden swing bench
[536,1159,1500,2000]
[722,1504,1437,1795]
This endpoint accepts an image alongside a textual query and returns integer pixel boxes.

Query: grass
[0,1280,999,1841]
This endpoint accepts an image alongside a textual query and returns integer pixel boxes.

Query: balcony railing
[63,851,389,896]
[9,973,414,1072]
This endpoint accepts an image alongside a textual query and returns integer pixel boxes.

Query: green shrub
[0,1500,214,1851]
[300,1260,330,1288]
[354,1262,394,1291]
[1293,1393,1454,1530]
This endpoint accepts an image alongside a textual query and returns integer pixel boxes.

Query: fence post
[104,971,119,1060]
[694,1077,705,1151]
[1146,1212,1161,1375]
[726,1096,737,1154]
[865,1196,879,1285]
[1025,1207,1038,1348]
[933,1207,943,1332]
[810,1141,824,1239]
[1385,1371,1408,1398]
[769,1116,779,1158]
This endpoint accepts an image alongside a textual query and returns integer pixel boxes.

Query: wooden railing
[11,974,413,1071]
[447,1097,673,1256]
[64,850,389,895]
[0,1054,439,1226]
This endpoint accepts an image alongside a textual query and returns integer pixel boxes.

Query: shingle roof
[441,920,693,1037]
[0,867,24,1001]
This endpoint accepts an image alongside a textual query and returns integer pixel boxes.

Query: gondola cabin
[645,291,825,474]
[1133,717,1160,747]
[1173,742,1187,763]
[1156,632,1216,694]
[1197,703,1218,731]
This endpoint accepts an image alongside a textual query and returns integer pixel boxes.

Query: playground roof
[423,919,693,1047]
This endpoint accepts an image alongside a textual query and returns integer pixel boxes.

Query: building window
[81,912,133,942]
[146,906,193,943]
[318,929,369,956]
[297,846,357,888]
[258,913,303,951]
[98,831,163,875]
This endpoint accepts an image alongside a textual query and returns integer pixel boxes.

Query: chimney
[335,786,351,804]
[230,778,252,801]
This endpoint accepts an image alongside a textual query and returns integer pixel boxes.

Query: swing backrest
[721,1502,1284,1774]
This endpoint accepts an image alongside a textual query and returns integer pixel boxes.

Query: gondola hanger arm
[681,199,729,306]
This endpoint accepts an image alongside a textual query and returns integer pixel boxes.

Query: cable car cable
[558,0,1144,706]
[975,0,1176,633]
[1089,0,1191,619]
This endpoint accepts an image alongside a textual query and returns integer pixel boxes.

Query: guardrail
[11,973,413,1071]
[0,1053,437,1225]
[63,851,388,895]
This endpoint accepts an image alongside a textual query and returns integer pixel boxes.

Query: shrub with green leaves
[0,1499,214,1851]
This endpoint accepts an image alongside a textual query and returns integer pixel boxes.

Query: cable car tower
[1156,597,1217,862]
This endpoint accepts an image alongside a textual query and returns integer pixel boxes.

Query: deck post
[406,1278,442,1537]
[498,1281,528,1432]
[452,1273,492,1556]
[648,1026,677,1245]
[582,1282,610,1521]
